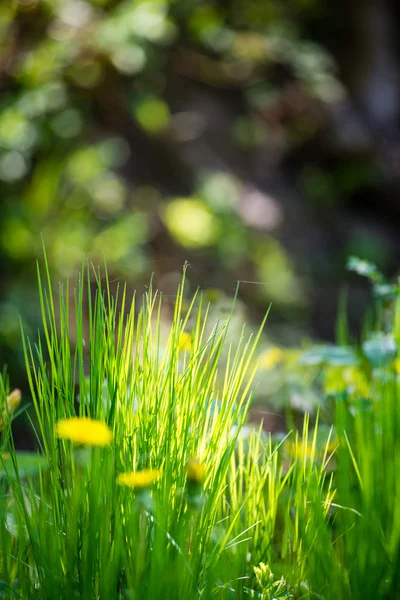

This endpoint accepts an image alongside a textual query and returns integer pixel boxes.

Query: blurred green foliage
[0,0,388,383]
[253,259,400,428]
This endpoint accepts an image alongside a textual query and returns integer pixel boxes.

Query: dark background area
[1,0,400,391]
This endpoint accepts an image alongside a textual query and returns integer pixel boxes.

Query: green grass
[0,257,400,599]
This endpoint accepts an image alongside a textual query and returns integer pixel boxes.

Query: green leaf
[362,334,397,367]
[373,283,400,299]
[347,256,383,283]
[300,345,358,367]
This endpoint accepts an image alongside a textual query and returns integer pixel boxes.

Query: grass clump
[0,258,400,599]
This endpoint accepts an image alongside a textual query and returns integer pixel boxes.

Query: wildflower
[284,440,314,459]
[259,347,284,370]
[325,365,370,398]
[0,389,22,429]
[178,332,192,353]
[325,440,338,454]
[324,366,347,395]
[284,439,337,460]
[55,417,112,446]
[7,389,21,414]
[186,457,205,483]
[117,469,160,488]
[254,562,274,590]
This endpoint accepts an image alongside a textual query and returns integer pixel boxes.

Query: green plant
[1,256,400,599]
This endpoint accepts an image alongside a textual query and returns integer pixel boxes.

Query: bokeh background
[2,0,400,389]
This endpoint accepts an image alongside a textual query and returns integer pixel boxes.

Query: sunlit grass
[0,256,399,599]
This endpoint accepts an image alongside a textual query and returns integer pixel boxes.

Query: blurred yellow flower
[324,366,370,398]
[285,439,337,460]
[343,367,370,398]
[178,332,192,353]
[186,457,205,483]
[117,469,161,488]
[324,366,347,395]
[259,347,284,370]
[325,441,338,454]
[55,417,112,446]
[285,440,314,459]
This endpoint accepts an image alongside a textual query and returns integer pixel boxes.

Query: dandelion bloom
[325,440,338,454]
[285,440,314,459]
[55,417,112,446]
[178,332,192,353]
[117,469,160,488]
[186,457,205,483]
[285,439,337,460]
[259,347,284,370]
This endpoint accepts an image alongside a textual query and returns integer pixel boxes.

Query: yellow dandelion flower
[324,366,347,395]
[285,439,337,460]
[259,347,284,370]
[284,440,315,459]
[283,348,301,366]
[117,469,161,488]
[343,367,370,398]
[55,417,112,446]
[178,332,192,353]
[186,457,205,483]
[325,440,338,454]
